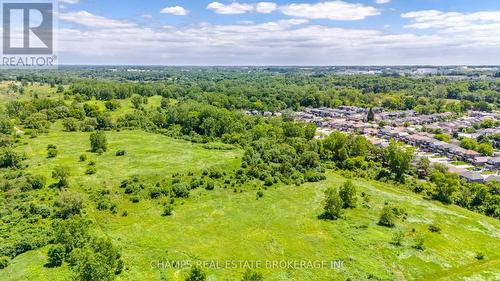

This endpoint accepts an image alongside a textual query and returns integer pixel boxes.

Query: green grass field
[1,129,499,281]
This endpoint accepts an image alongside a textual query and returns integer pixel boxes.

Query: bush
[412,236,425,251]
[0,256,10,269]
[105,100,120,111]
[256,190,264,198]
[52,166,70,188]
[475,252,485,260]
[264,176,274,187]
[47,244,65,267]
[390,231,404,246]
[85,162,97,175]
[186,266,206,281]
[115,150,126,156]
[90,131,107,153]
[0,148,23,168]
[241,269,263,281]
[79,154,87,162]
[378,206,395,227]
[162,204,174,216]
[205,181,215,190]
[28,174,46,189]
[172,183,190,198]
[47,148,58,158]
[56,192,84,219]
[62,118,79,132]
[428,224,441,233]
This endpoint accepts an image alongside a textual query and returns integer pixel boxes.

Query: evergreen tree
[367,108,375,122]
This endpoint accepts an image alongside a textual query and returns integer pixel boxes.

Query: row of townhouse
[377,129,500,168]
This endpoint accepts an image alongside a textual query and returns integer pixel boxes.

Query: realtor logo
[1,0,57,68]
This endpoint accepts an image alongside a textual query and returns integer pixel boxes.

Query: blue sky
[55,0,500,65]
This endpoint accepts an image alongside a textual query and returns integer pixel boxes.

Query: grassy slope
[1,130,499,281]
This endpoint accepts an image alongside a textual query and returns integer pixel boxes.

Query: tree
[378,206,395,227]
[62,118,79,132]
[339,180,357,209]
[90,131,107,152]
[0,118,13,134]
[385,140,414,181]
[47,244,65,267]
[0,148,23,168]
[52,166,70,188]
[322,187,343,220]
[71,248,115,281]
[431,171,460,204]
[185,266,206,281]
[416,157,431,178]
[367,108,375,122]
[131,95,144,109]
[56,192,84,219]
[477,143,494,156]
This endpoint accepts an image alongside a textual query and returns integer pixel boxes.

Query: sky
[52,0,500,65]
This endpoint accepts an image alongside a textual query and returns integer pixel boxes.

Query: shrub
[0,256,10,269]
[52,166,70,188]
[105,100,120,111]
[79,154,87,162]
[428,224,441,233]
[205,181,215,190]
[90,131,107,153]
[62,118,79,132]
[28,174,46,189]
[172,183,190,198]
[0,148,23,168]
[241,269,264,281]
[85,162,97,175]
[264,176,274,187]
[390,231,404,246]
[475,252,485,260]
[56,192,84,219]
[47,244,65,267]
[47,148,58,158]
[256,190,264,198]
[185,266,206,281]
[162,204,174,216]
[378,206,395,227]
[412,236,425,251]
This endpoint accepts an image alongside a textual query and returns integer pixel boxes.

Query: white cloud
[56,10,500,65]
[59,0,79,4]
[256,2,278,14]
[59,11,137,28]
[401,9,500,40]
[160,6,189,16]
[280,1,381,20]
[207,2,254,14]
[375,0,391,4]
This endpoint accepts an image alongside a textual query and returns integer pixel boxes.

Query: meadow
[1,129,499,281]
